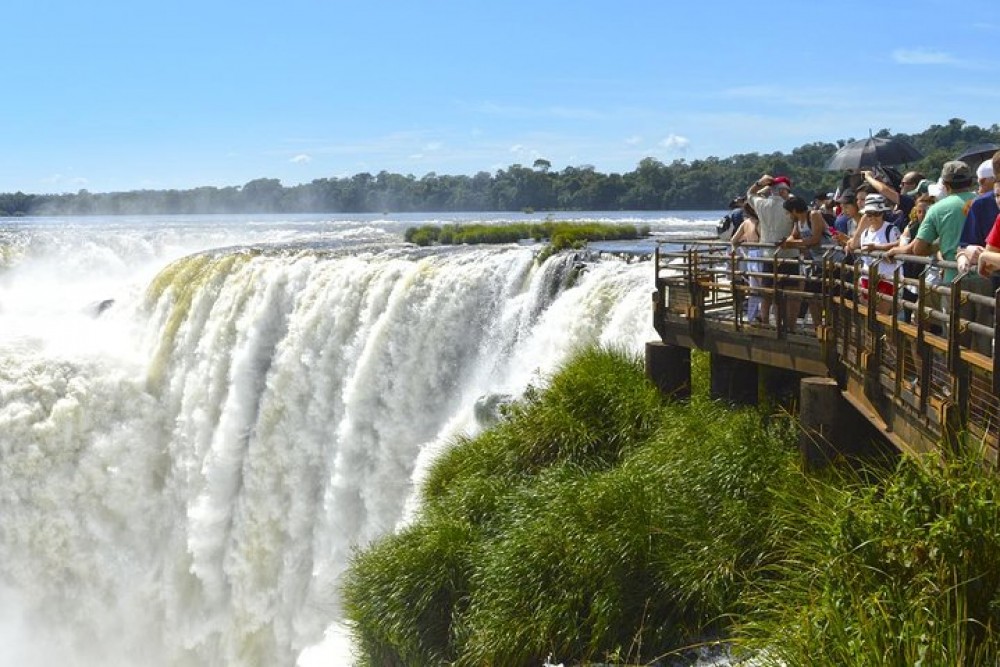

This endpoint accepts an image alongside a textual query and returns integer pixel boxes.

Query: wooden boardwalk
[652,239,1000,464]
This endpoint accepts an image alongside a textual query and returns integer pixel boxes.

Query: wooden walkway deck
[652,240,1000,464]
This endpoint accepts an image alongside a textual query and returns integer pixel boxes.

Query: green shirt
[915,191,976,281]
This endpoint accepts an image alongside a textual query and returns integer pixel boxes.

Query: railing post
[853,257,863,370]
[945,274,968,453]
[864,256,884,404]
[917,267,932,415]
[892,264,903,398]
[994,288,1000,454]
[730,250,742,328]
[947,273,963,373]
[688,248,705,341]
[994,287,1000,395]
[772,253,782,334]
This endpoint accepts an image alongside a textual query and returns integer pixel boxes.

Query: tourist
[897,194,937,322]
[746,174,796,326]
[960,156,1000,250]
[730,202,763,324]
[860,168,918,230]
[977,160,996,195]
[849,194,900,315]
[832,189,860,238]
[812,190,837,227]
[951,154,1000,353]
[716,195,746,240]
[886,161,977,284]
[780,195,827,328]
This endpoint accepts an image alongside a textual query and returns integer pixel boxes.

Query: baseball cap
[941,160,973,185]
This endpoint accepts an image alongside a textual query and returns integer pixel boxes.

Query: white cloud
[509,144,524,153]
[625,135,642,145]
[661,134,690,152]
[290,154,312,164]
[423,142,443,151]
[891,48,963,66]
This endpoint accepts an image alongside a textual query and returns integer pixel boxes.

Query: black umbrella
[825,136,923,171]
[956,142,1000,168]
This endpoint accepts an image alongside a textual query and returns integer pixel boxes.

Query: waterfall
[0,234,655,666]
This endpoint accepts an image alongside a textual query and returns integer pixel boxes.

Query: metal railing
[653,238,1000,459]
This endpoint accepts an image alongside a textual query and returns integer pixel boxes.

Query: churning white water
[0,212,712,666]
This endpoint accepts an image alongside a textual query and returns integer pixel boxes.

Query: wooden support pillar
[799,377,889,470]
[709,352,758,405]
[645,341,691,400]
[761,366,801,412]
[799,377,842,469]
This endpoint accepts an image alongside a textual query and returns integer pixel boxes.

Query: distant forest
[3,118,998,217]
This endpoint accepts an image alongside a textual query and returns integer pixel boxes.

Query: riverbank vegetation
[341,346,1000,666]
[3,119,996,216]
[403,221,650,249]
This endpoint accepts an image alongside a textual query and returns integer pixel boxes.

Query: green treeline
[343,347,1000,666]
[2,118,997,217]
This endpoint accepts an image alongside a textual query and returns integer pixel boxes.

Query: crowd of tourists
[723,152,1000,342]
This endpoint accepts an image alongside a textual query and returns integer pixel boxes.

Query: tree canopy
[2,119,997,217]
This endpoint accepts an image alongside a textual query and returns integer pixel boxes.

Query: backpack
[716,208,744,240]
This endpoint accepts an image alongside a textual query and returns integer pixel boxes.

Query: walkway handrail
[653,238,1000,460]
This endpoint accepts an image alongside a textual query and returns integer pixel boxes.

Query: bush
[341,518,478,666]
[344,347,798,665]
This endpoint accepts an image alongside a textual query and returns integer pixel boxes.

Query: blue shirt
[834,213,855,235]
[960,191,1000,247]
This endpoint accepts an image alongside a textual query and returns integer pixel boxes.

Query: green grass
[342,348,798,665]
[403,221,651,249]
[341,347,1000,666]
[735,454,1000,666]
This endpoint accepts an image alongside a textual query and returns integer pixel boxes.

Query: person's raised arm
[847,217,866,251]
[861,170,901,205]
[746,174,774,199]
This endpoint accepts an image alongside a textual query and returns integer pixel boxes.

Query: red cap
[772,175,792,187]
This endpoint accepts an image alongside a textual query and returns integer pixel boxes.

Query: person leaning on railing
[886,161,978,284]
[898,194,937,324]
[848,194,901,315]
[746,174,797,325]
[729,201,764,323]
[780,195,826,328]
[957,178,1000,287]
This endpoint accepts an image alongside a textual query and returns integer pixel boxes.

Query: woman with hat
[848,193,901,314]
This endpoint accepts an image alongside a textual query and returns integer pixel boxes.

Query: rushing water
[0,211,719,666]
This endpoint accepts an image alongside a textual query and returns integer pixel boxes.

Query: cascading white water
[0,215,661,666]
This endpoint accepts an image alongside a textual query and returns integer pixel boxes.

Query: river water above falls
[0,211,718,666]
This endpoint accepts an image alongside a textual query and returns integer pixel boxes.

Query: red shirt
[987,212,1000,248]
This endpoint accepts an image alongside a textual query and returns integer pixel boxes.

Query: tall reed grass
[736,454,1000,666]
[341,347,1000,666]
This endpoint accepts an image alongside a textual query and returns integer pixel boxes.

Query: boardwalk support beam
[645,341,691,401]
[710,352,758,405]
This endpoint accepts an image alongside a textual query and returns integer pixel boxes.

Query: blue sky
[3,0,997,194]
